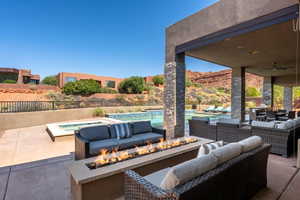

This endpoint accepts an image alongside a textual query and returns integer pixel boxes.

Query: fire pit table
[68,136,213,200]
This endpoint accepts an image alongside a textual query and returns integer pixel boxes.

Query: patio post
[231,67,246,121]
[263,76,274,108]
[164,53,186,139]
[283,86,293,111]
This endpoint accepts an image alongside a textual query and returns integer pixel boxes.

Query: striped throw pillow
[112,123,132,139]
[198,141,224,157]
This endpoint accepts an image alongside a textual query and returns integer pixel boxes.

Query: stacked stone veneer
[231,67,245,121]
[263,77,274,107]
[283,86,293,111]
[164,61,186,139]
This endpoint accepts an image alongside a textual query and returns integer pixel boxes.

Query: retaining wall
[0,105,162,132]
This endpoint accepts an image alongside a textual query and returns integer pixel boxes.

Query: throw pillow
[160,153,218,190]
[111,123,132,139]
[197,141,224,157]
[211,143,242,165]
[238,136,263,152]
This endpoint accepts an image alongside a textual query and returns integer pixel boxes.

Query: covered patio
[163,0,300,138]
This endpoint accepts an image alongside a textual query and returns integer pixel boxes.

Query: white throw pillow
[238,136,263,153]
[197,141,224,157]
[211,143,242,165]
[160,153,218,190]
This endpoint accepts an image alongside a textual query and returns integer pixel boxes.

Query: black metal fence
[0,101,117,113]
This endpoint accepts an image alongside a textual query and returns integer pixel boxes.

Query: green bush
[246,87,261,97]
[93,108,106,117]
[63,79,101,96]
[42,76,58,86]
[185,76,192,88]
[118,76,145,94]
[2,79,17,84]
[98,87,117,94]
[152,75,164,86]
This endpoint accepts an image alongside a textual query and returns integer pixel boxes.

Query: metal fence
[0,101,117,113]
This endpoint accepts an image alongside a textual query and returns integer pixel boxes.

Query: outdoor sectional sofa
[189,117,300,157]
[124,137,271,200]
[75,121,165,160]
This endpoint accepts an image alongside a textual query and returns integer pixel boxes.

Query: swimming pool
[107,110,230,128]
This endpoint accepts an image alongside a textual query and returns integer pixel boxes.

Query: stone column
[164,53,186,139]
[17,70,23,84]
[263,77,274,108]
[283,86,293,111]
[231,67,245,121]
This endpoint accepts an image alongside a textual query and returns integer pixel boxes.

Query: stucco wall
[166,0,298,62]
[0,106,162,132]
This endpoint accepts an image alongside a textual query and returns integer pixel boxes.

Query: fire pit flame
[89,137,198,170]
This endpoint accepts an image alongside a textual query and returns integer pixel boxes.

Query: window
[105,80,116,88]
[65,77,77,83]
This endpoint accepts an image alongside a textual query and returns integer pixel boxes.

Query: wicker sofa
[216,119,252,143]
[124,141,271,200]
[75,121,165,160]
[188,117,217,140]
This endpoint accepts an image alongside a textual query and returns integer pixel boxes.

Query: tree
[245,87,261,97]
[152,75,164,86]
[62,79,101,95]
[42,76,58,86]
[118,76,145,94]
[2,79,16,84]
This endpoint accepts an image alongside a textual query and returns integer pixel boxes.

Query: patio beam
[284,86,293,111]
[231,67,246,121]
[164,53,186,139]
[263,76,274,108]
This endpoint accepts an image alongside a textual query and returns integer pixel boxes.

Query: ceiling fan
[271,62,293,71]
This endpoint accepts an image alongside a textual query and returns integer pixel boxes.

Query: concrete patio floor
[0,153,298,200]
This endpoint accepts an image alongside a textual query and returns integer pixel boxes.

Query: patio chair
[204,106,215,112]
[266,111,276,121]
[222,106,231,113]
[214,106,224,113]
[278,111,296,121]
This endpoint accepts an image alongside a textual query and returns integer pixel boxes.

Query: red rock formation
[187,69,263,89]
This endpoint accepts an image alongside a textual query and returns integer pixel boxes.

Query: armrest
[152,127,166,139]
[124,170,178,200]
[75,131,90,160]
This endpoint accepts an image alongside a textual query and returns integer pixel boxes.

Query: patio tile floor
[0,153,298,200]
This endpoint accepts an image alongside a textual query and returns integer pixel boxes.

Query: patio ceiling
[186,20,298,78]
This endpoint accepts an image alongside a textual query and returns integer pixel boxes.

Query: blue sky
[0,0,225,79]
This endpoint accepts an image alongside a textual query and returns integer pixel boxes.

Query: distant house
[57,72,123,90]
[0,67,40,84]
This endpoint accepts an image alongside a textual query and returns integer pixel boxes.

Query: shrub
[98,87,117,94]
[185,76,192,88]
[246,87,261,97]
[118,76,145,94]
[2,79,16,84]
[152,75,164,86]
[63,79,100,96]
[42,76,58,86]
[93,108,106,117]
[246,101,256,108]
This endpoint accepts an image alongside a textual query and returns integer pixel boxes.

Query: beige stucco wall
[0,106,162,132]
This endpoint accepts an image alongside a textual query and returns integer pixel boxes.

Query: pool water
[108,110,230,128]
[59,122,103,132]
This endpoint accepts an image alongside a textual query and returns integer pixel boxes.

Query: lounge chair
[204,106,215,112]
[222,107,231,113]
[214,106,224,113]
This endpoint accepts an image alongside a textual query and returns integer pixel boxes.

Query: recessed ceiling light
[237,46,244,49]
[225,38,231,41]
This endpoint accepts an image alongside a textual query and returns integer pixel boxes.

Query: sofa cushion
[134,133,163,143]
[89,139,119,155]
[191,117,209,122]
[252,121,275,128]
[238,136,263,153]
[160,153,218,190]
[79,125,110,141]
[197,141,224,157]
[218,118,240,125]
[131,121,153,135]
[211,143,242,165]
[144,167,171,187]
[110,123,132,139]
[118,135,147,149]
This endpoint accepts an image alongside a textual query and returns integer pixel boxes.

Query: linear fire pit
[69,136,213,200]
